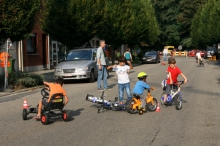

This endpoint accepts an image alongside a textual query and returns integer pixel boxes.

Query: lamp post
[4,39,10,89]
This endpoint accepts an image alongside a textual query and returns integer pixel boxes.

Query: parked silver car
[54,48,109,82]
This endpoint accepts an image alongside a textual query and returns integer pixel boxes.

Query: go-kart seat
[44,93,64,110]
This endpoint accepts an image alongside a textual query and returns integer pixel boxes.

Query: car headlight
[55,68,62,72]
[77,67,88,71]
[142,57,146,60]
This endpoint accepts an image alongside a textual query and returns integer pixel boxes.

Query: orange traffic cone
[23,98,29,109]
[156,102,160,112]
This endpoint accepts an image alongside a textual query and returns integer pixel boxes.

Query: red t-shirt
[167,66,182,84]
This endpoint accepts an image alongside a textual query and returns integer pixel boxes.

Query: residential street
[0,57,220,146]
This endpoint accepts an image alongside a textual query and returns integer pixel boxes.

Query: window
[27,33,37,54]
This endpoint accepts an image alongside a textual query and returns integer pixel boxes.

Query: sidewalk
[0,62,142,97]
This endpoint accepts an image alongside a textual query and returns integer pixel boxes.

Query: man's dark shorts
[42,99,48,106]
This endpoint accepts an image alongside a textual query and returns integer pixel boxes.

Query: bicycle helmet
[137,72,148,80]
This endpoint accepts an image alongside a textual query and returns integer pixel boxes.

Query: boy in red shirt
[163,58,187,104]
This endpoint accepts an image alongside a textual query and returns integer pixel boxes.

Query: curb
[0,63,143,97]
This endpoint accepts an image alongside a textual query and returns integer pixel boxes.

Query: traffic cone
[161,62,166,65]
[155,102,160,112]
[23,98,29,109]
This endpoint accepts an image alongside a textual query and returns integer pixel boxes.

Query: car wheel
[88,70,95,83]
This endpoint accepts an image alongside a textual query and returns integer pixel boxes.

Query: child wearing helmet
[133,72,155,111]
[107,55,133,105]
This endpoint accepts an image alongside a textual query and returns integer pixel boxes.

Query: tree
[97,0,159,63]
[191,0,220,47]
[41,0,105,48]
[0,0,41,44]
[151,0,182,46]
[178,0,207,48]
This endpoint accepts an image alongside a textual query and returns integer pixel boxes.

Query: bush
[0,72,44,89]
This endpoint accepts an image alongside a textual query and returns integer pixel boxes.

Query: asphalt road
[0,57,220,146]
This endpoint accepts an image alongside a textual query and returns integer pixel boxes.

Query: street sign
[178,45,182,50]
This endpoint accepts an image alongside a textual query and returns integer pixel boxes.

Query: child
[133,72,155,111]
[33,78,69,119]
[163,58,187,104]
[107,55,132,105]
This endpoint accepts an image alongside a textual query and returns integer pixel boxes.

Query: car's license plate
[65,74,72,77]
[147,59,151,61]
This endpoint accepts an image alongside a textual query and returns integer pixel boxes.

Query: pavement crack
[149,128,160,146]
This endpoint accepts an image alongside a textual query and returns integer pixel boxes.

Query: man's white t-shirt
[115,65,130,84]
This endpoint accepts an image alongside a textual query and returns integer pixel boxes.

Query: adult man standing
[97,40,109,91]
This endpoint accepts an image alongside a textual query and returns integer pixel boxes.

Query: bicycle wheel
[174,94,182,110]
[160,92,167,107]
[146,98,157,111]
[126,99,138,114]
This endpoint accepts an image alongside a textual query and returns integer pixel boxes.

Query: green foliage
[41,0,105,48]
[0,0,41,43]
[0,72,44,88]
[98,0,159,48]
[151,0,182,46]
[191,0,220,47]
[178,0,207,47]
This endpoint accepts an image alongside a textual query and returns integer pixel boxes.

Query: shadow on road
[70,108,84,121]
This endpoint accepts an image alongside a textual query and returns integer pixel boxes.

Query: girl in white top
[107,56,133,104]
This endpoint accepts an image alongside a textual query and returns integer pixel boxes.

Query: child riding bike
[163,58,187,105]
[196,50,203,65]
[132,72,155,112]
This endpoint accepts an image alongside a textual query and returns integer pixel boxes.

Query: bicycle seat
[133,93,141,98]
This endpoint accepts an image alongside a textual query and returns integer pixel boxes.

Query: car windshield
[145,52,156,56]
[66,50,92,61]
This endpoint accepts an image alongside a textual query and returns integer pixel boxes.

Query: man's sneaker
[105,88,111,90]
[98,88,104,91]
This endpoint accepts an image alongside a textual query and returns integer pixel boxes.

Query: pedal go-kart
[86,90,127,113]
[22,88,71,125]
[126,89,158,115]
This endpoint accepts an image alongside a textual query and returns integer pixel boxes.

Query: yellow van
[164,46,174,55]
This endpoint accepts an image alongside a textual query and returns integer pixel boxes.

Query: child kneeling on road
[132,72,155,112]
[107,55,133,105]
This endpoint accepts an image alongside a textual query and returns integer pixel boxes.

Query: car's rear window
[66,50,92,61]
[145,52,156,55]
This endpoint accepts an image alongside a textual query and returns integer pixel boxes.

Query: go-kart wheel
[62,110,71,122]
[41,113,50,125]
[126,99,137,114]
[146,98,157,111]
[22,109,28,120]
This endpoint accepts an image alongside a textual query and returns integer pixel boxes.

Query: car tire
[88,70,95,83]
